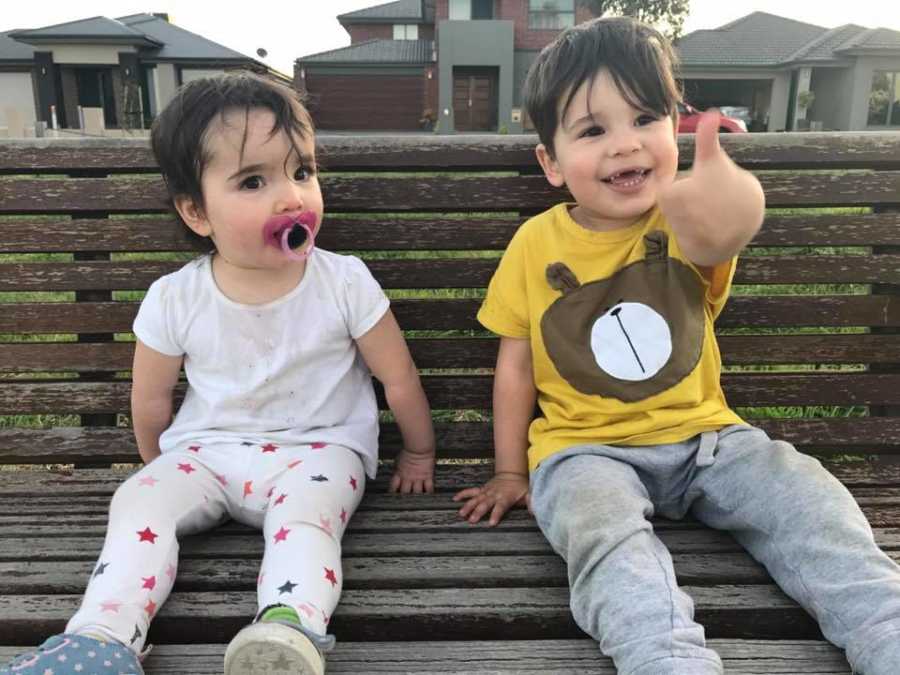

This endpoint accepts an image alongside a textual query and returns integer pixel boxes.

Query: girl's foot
[1,633,143,674]
[224,621,325,675]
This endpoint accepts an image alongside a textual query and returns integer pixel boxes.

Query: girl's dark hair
[150,71,314,251]
[523,16,682,157]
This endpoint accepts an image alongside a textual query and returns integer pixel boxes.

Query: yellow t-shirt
[478,202,745,472]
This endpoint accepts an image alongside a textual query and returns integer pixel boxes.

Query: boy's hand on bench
[453,472,531,526]
[389,447,436,494]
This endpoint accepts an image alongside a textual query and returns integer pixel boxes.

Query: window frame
[527,0,575,30]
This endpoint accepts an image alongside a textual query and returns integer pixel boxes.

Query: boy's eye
[580,125,605,138]
[240,175,263,190]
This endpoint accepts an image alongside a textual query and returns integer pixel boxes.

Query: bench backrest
[1,133,899,469]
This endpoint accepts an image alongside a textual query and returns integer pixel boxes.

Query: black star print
[130,624,142,644]
[240,441,254,446]
[310,474,329,482]
[278,579,298,594]
[94,562,110,577]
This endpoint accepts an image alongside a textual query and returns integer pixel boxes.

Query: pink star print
[177,462,195,474]
[287,460,303,469]
[297,603,315,619]
[137,527,158,543]
[138,476,158,487]
[274,526,290,544]
[216,474,228,486]
[261,443,278,453]
[319,515,333,536]
[243,481,253,498]
[274,493,287,506]
[340,508,348,524]
[324,567,338,587]
[141,576,156,590]
[166,563,177,579]
[187,445,201,453]
[349,475,358,491]
[311,442,326,449]
[100,600,121,613]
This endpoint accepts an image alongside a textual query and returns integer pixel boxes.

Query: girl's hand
[453,472,530,526]
[389,448,435,494]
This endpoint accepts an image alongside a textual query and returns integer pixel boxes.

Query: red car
[677,102,747,133]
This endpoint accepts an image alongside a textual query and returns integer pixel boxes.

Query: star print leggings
[66,441,366,654]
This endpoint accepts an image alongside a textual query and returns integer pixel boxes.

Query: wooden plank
[0,585,824,643]
[3,212,900,253]
[3,374,900,414]
[2,296,898,336]
[3,417,899,465]
[4,335,900,373]
[1,255,898,291]
[0,639,853,674]
[2,172,900,215]
[1,131,898,172]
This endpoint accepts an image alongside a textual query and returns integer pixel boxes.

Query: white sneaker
[224,622,325,675]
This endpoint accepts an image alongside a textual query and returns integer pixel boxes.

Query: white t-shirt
[133,250,390,478]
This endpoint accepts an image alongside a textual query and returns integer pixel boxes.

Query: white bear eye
[590,302,672,381]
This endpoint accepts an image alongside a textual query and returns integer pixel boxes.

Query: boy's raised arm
[355,309,436,494]
[659,110,765,268]
[454,336,535,526]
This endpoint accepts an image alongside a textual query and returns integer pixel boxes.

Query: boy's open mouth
[602,168,651,187]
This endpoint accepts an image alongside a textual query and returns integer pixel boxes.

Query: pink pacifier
[263,211,317,261]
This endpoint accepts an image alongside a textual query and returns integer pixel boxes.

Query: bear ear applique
[643,230,669,262]
[546,262,581,294]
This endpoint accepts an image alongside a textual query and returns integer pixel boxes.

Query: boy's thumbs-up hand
[658,110,765,267]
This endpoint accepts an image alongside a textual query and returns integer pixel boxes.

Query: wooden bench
[0,132,898,674]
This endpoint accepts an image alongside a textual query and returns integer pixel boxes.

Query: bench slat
[3,417,899,465]
[2,296,898,335]
[3,374,900,414]
[3,335,900,373]
[3,213,900,253]
[1,255,898,291]
[0,639,853,674]
[1,131,898,172]
[3,172,900,215]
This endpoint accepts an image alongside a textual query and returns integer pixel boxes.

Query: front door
[452,67,498,132]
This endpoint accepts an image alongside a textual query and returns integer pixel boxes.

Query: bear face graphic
[540,231,705,402]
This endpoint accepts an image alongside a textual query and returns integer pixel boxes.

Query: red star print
[177,462,195,474]
[340,508,348,524]
[261,443,278,453]
[216,474,228,486]
[266,487,275,498]
[243,481,253,498]
[144,599,157,617]
[274,493,287,506]
[274,526,291,543]
[349,475,358,491]
[187,445,201,453]
[141,575,156,590]
[311,442,326,449]
[324,567,338,587]
[137,527,158,543]
[287,460,303,469]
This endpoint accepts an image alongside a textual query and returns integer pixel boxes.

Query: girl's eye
[580,125,605,138]
[294,166,311,181]
[636,114,658,126]
[240,175,263,190]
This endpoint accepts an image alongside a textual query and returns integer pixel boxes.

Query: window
[868,71,900,126]
[393,24,419,40]
[449,0,493,20]
[528,0,575,30]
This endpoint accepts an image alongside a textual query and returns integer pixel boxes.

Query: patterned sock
[260,605,301,625]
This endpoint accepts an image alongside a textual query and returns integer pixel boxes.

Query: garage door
[0,72,37,136]
[304,73,424,131]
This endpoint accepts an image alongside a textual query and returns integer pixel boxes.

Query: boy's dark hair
[524,16,682,157]
[150,71,314,251]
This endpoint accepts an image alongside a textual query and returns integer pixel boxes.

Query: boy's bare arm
[356,309,436,494]
[659,110,766,268]
[454,336,535,526]
[131,339,183,464]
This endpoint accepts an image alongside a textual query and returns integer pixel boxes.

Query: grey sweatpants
[530,424,900,675]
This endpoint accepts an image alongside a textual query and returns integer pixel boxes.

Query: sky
[3,1,900,77]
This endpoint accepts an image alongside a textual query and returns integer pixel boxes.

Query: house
[298,2,900,133]
[676,11,900,132]
[297,0,595,133]
[0,13,284,137]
